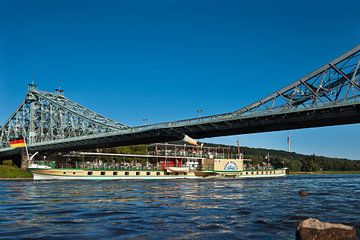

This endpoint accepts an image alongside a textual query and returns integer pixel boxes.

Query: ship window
[251,172,254,175]
[113,172,118,176]
[261,172,264,174]
[101,171,105,175]
[63,172,66,175]
[125,172,129,175]
[246,172,248,175]
[136,172,140,175]
[73,172,76,175]
[146,172,151,176]
[175,172,179,175]
[184,173,187,176]
[156,172,160,176]
[166,172,170,175]
[88,171,93,176]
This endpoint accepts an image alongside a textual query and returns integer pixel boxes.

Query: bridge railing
[130,97,360,132]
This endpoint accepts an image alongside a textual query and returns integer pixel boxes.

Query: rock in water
[298,190,310,197]
[296,218,357,240]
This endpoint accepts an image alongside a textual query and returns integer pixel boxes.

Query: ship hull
[32,173,199,180]
[30,168,287,180]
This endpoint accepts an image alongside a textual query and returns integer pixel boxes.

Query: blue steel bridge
[1,44,360,161]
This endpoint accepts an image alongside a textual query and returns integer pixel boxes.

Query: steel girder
[0,85,129,148]
[233,45,360,115]
[127,45,360,132]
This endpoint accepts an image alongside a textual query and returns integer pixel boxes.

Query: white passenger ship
[28,143,288,180]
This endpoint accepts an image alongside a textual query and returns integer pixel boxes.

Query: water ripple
[0,174,359,239]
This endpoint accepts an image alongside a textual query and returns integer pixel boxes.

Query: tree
[301,155,320,171]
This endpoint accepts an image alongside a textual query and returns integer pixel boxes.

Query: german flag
[9,139,26,148]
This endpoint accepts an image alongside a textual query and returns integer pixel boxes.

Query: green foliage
[100,145,148,163]
[0,165,33,178]
[284,159,303,172]
[301,155,320,171]
[113,145,147,155]
[3,160,13,166]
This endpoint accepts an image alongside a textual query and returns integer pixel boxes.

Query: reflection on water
[0,175,359,240]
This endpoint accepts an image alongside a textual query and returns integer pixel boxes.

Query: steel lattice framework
[233,45,360,116]
[0,44,359,157]
[0,85,129,148]
[131,44,360,130]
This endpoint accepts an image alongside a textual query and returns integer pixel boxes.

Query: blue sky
[0,0,359,159]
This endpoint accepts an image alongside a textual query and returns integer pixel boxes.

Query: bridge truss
[0,85,129,148]
[234,45,360,116]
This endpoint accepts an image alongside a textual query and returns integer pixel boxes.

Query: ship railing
[243,166,275,171]
[149,151,240,159]
[59,164,164,171]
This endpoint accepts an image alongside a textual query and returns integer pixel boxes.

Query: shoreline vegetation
[0,165,32,179]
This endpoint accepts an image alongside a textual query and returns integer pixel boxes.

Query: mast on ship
[237,139,241,159]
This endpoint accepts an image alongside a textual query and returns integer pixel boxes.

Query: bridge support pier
[20,150,29,170]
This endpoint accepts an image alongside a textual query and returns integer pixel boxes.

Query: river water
[0,174,359,240]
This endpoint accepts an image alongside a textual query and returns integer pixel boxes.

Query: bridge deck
[1,100,359,158]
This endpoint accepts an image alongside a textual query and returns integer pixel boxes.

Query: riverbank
[0,165,33,179]
[290,171,360,175]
